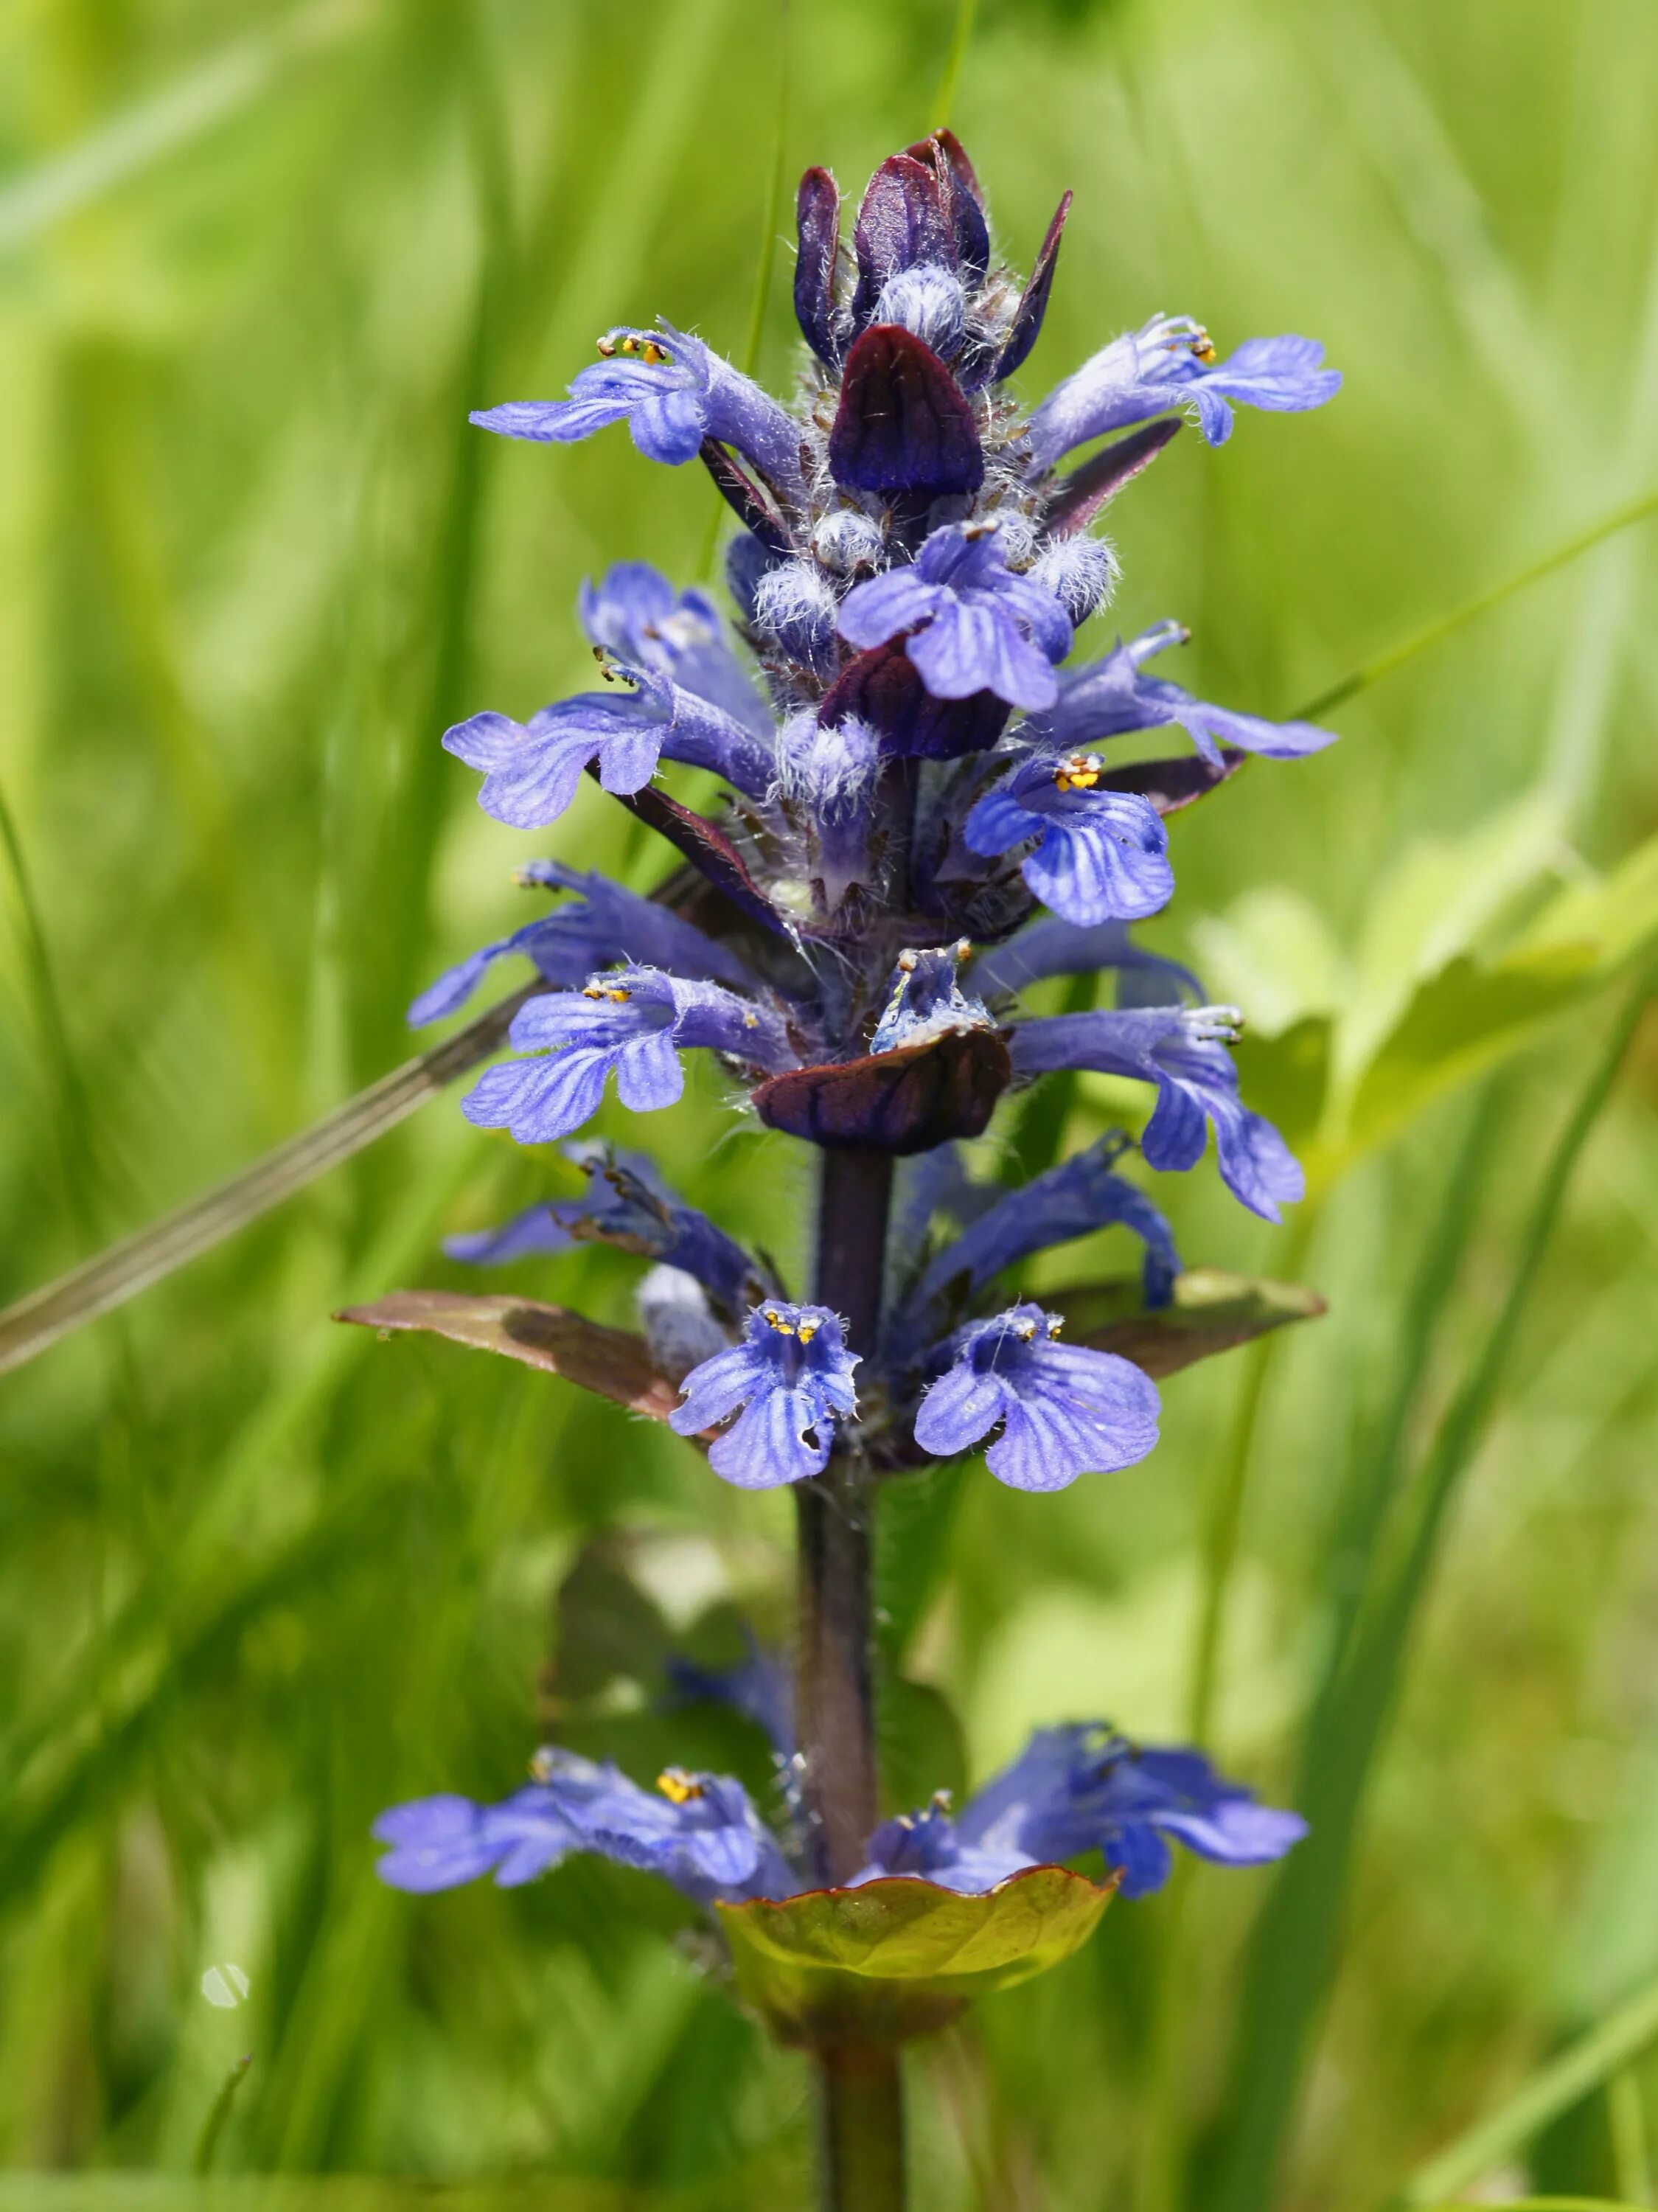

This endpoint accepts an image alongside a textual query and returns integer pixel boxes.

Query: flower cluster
[378,136,1334,1935]
[377,1723,1304,1907]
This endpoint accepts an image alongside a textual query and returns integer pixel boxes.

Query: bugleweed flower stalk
[361,133,1340,2208]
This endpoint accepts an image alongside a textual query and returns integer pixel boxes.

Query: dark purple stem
[798,1142,905,2211]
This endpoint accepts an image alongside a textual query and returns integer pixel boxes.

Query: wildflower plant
[344,133,1339,2209]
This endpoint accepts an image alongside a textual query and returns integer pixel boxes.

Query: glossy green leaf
[1045,1268,1327,1379]
[719,1865,1115,2049]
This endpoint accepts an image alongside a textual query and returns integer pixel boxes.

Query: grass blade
[0,981,533,1374]
[1212,973,1654,2212]
[0,0,380,256]
[1396,1972,1658,2208]
[1294,488,1658,721]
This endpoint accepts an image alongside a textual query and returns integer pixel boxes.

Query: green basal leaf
[1230,1015,1333,1150]
[1319,826,1658,1184]
[1342,944,1595,1162]
[718,1865,1116,2049]
[1045,1268,1327,1379]
[875,1674,968,1817]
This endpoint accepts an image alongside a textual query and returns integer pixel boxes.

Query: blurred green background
[2,0,1657,2205]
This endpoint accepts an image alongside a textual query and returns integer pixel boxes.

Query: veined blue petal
[670,1302,858,1489]
[913,1304,1159,1489]
[958,1724,1306,1898]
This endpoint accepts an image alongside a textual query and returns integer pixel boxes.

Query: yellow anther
[954,939,972,962]
[582,984,605,999]
[762,1308,797,1337]
[1192,330,1217,363]
[657,1768,704,1806]
[797,1320,820,1345]
[897,950,919,973]
[1016,1318,1038,1342]
[742,1011,759,1029]
[1053,753,1104,793]
[1047,1317,1064,1340]
[605,988,632,1004]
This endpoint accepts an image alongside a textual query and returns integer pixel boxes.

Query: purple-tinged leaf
[818,639,1011,762]
[905,130,990,279]
[1043,1267,1326,1379]
[995,189,1072,382]
[851,153,955,328]
[752,1029,1011,1153]
[591,767,791,937]
[1097,747,1247,815]
[1042,419,1182,538]
[828,325,984,499]
[699,439,793,555]
[335,1290,694,1422]
[794,166,843,364]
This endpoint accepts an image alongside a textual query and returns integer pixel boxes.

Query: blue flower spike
[355,128,1334,2059]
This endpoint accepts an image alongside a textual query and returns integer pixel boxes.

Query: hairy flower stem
[799,1142,904,2210]
[818,2045,907,2212]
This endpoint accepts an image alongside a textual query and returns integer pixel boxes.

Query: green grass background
[2,0,1657,2205]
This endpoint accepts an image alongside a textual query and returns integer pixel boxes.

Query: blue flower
[375,1753,793,1907]
[911,1138,1182,1316]
[964,752,1174,925]
[445,1143,765,1316]
[913,1303,1160,1491]
[850,1795,1035,1896]
[669,1300,859,1489]
[462,968,794,1148]
[582,1765,795,1905]
[580,560,771,737]
[1008,1004,1304,1222]
[407,860,753,1027]
[870,941,990,1053]
[972,915,1202,1009]
[775,712,882,910]
[1028,619,1337,767]
[958,1725,1308,1898]
[837,525,1073,711]
[1029,317,1341,467]
[666,1630,796,1759]
[472,323,804,496]
[442,664,776,832]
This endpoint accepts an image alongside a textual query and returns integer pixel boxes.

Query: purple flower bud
[1028,535,1120,625]
[752,560,840,681]
[812,507,886,575]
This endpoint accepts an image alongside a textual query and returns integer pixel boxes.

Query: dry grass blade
[0,981,536,1375]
